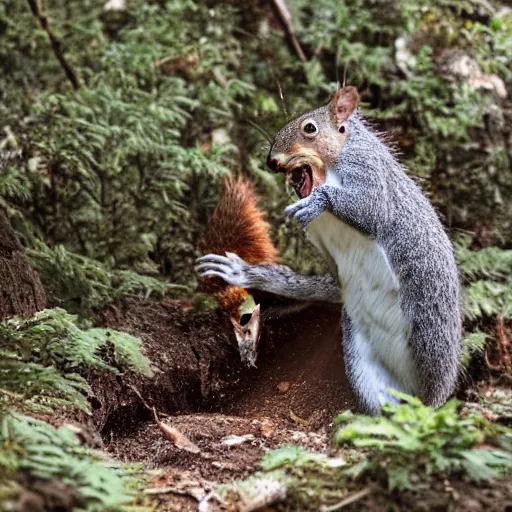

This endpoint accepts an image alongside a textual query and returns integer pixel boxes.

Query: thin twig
[126,383,169,418]
[268,0,307,62]
[320,487,373,512]
[144,486,193,496]
[26,0,81,90]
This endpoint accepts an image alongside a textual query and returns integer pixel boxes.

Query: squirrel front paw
[196,252,253,288]
[284,188,328,227]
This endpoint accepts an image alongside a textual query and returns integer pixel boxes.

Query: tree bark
[0,210,46,320]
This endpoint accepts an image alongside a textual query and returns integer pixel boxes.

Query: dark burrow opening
[88,297,355,469]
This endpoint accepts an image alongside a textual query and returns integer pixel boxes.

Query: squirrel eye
[301,119,318,138]
[304,123,316,134]
[339,125,346,134]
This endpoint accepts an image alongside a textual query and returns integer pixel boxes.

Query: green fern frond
[0,413,148,511]
[0,350,91,413]
[456,237,512,282]
[28,241,189,315]
[0,308,152,414]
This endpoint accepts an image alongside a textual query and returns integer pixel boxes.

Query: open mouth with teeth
[287,164,314,199]
[270,153,323,199]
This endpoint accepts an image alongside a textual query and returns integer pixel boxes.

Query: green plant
[0,349,92,413]
[0,412,149,511]
[27,241,188,315]
[457,237,512,321]
[453,237,512,366]
[0,308,152,414]
[335,392,512,489]
[218,393,512,509]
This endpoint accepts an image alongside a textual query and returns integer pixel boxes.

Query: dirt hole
[89,298,355,491]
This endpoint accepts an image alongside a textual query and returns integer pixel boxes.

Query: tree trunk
[0,210,46,320]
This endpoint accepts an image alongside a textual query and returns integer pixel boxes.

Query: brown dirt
[221,301,354,427]
[109,413,328,481]
[89,296,353,510]
[76,297,512,512]
[94,297,354,435]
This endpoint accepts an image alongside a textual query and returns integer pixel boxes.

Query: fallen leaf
[153,408,200,454]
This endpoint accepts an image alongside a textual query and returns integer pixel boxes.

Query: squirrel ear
[332,86,359,128]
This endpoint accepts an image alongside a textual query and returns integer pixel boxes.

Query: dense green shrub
[0,308,152,414]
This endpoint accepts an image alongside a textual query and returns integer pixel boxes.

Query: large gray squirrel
[197,86,462,414]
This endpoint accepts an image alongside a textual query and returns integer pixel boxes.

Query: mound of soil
[87,297,354,510]
[94,297,354,435]
[63,296,511,512]
[93,298,242,433]
[221,301,354,427]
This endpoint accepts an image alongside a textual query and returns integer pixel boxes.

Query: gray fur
[197,103,462,414]
[196,252,341,303]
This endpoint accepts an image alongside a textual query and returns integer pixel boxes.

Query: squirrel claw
[284,197,309,217]
[196,263,230,275]
[196,253,229,265]
[195,252,250,288]
[284,191,326,227]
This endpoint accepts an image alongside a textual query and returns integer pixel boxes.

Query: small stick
[320,487,373,512]
[26,0,81,90]
[269,0,307,62]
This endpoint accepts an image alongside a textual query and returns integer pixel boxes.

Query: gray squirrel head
[266,86,360,197]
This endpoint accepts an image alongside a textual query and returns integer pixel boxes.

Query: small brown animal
[198,176,279,366]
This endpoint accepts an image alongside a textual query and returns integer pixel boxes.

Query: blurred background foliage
[0,0,509,340]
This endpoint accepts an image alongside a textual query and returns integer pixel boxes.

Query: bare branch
[268,0,307,62]
[26,0,81,90]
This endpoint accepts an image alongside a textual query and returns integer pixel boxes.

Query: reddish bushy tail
[198,176,279,309]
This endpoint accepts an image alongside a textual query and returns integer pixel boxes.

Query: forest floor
[63,297,512,511]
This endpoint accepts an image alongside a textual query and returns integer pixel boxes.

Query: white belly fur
[306,212,418,394]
